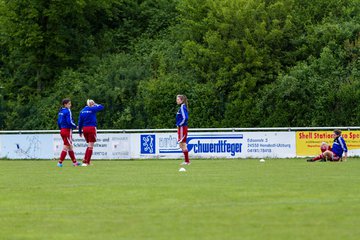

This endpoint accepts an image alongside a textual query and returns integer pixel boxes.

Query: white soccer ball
[260,159,265,163]
[179,167,186,172]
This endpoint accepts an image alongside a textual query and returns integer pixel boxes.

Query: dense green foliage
[0,0,359,130]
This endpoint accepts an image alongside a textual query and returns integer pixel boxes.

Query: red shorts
[83,126,97,143]
[330,151,341,161]
[177,126,188,143]
[60,128,73,146]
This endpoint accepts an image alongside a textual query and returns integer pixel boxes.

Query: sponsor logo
[160,134,243,156]
[141,135,156,154]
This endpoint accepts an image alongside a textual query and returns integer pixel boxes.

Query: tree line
[0,0,359,130]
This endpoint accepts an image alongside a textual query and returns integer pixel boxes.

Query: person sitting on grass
[323,129,348,162]
[308,129,348,162]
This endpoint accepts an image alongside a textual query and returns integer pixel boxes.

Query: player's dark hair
[62,98,71,106]
[334,129,342,136]
[177,95,189,111]
[59,98,71,113]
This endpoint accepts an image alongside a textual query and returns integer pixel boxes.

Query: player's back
[79,105,104,127]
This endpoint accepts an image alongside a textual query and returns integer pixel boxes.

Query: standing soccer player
[78,99,104,166]
[323,129,348,161]
[57,99,81,167]
[176,95,190,165]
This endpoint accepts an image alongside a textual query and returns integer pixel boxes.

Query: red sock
[59,150,67,163]
[313,154,324,161]
[87,148,93,164]
[83,148,89,163]
[183,149,190,163]
[68,150,76,163]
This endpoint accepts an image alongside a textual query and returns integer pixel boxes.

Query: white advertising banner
[53,133,130,160]
[0,131,296,159]
[0,134,53,159]
[242,132,295,158]
[131,132,296,159]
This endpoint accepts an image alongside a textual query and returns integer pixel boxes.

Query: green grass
[1,159,360,240]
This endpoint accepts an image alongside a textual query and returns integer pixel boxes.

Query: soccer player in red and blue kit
[176,95,190,165]
[78,99,104,166]
[323,129,348,161]
[57,99,81,167]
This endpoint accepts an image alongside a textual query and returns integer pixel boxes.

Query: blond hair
[87,99,95,107]
[177,95,189,111]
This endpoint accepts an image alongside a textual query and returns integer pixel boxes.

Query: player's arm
[184,105,189,121]
[93,104,104,112]
[78,114,83,137]
[342,152,347,162]
[179,105,186,126]
[57,114,62,129]
[66,109,77,129]
[341,138,348,161]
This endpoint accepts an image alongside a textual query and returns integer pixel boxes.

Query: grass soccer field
[1,159,360,240]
